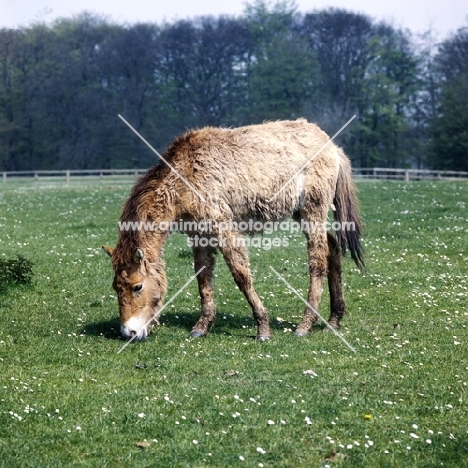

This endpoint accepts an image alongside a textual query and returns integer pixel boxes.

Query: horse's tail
[333,150,365,270]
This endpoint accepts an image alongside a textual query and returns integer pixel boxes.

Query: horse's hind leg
[327,232,346,329]
[295,221,329,336]
[219,232,272,340]
[190,244,217,338]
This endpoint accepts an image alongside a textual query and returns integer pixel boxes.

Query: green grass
[0,179,467,467]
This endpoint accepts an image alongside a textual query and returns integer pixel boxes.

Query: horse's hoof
[255,335,271,341]
[189,330,206,338]
[294,328,310,337]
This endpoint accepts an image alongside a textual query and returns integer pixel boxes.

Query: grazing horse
[103,119,364,341]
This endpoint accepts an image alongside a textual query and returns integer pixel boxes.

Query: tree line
[0,1,467,171]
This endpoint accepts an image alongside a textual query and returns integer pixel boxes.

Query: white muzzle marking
[121,316,149,341]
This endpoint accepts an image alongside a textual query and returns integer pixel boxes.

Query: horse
[103,119,364,341]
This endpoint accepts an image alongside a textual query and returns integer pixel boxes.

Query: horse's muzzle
[120,316,148,342]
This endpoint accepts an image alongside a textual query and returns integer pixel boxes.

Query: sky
[0,0,467,40]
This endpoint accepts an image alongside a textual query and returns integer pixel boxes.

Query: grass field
[0,179,467,467]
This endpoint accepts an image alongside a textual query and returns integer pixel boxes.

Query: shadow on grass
[159,309,301,337]
[81,318,121,340]
[81,310,329,340]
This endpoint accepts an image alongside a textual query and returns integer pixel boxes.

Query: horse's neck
[128,175,177,260]
[143,229,170,263]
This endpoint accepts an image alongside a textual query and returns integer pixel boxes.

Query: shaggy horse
[103,119,364,341]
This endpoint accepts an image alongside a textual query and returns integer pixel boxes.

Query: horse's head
[102,245,167,341]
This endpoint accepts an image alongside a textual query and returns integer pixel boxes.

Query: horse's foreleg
[326,232,346,329]
[190,243,217,338]
[219,232,272,340]
[295,225,329,336]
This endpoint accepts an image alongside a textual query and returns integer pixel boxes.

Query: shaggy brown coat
[103,119,364,341]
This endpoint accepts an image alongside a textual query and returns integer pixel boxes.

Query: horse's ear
[132,248,144,264]
[102,245,114,257]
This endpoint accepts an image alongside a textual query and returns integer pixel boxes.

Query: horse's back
[165,120,342,221]
[183,119,340,187]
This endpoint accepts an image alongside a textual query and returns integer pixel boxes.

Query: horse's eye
[133,284,143,293]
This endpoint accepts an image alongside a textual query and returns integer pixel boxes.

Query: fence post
[2,172,6,183]
[100,172,103,184]
[404,170,410,182]
[34,172,39,182]
[66,170,70,184]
